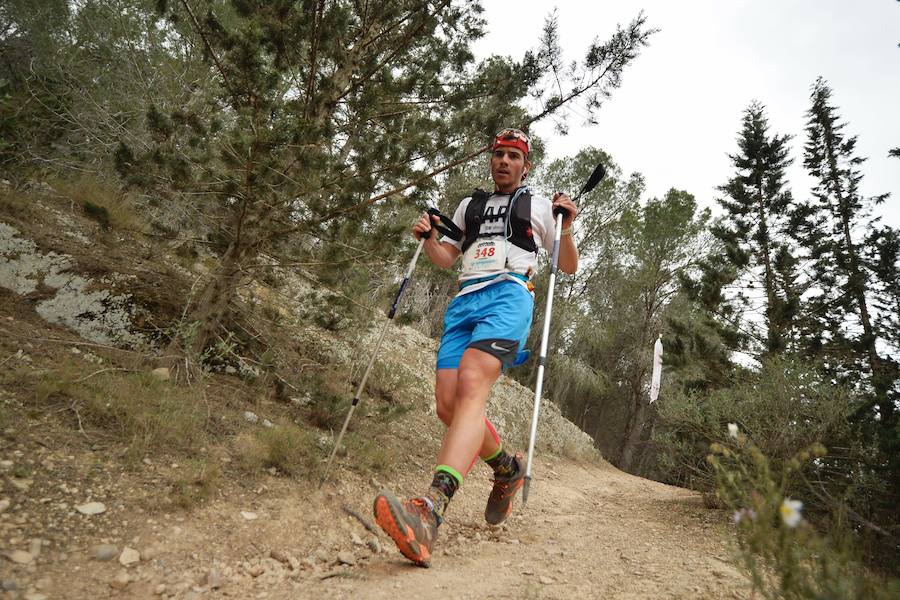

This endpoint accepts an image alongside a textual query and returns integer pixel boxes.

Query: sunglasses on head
[497,128,529,143]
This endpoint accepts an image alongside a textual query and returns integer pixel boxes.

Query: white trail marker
[650,334,663,403]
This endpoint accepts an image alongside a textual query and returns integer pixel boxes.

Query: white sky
[473,0,900,228]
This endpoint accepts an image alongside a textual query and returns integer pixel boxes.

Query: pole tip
[522,476,531,505]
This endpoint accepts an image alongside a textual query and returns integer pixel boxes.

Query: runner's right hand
[412,212,439,241]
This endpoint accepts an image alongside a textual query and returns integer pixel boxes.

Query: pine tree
[614,189,711,470]
[666,251,743,392]
[793,77,897,457]
[865,227,900,351]
[713,101,797,355]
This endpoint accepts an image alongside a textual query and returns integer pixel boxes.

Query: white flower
[779,498,803,528]
[727,423,739,439]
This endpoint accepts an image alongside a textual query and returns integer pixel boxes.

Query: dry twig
[342,504,378,534]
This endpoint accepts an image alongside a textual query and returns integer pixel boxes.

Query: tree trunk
[757,185,781,353]
[189,242,246,357]
[163,239,247,381]
[619,383,647,472]
[838,202,894,424]
[620,292,658,472]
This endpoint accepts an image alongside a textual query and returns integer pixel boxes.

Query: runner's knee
[434,371,457,426]
[435,393,454,426]
[455,368,492,408]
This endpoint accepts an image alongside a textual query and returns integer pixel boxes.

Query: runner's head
[491,128,531,192]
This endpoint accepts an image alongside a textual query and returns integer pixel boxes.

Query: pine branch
[178,0,235,100]
[303,0,326,117]
[270,142,491,240]
[332,0,454,106]
[522,15,654,130]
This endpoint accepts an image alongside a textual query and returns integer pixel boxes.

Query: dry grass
[364,359,412,403]
[49,174,146,233]
[344,432,395,476]
[0,188,37,220]
[30,363,210,464]
[171,458,223,509]
[233,421,320,478]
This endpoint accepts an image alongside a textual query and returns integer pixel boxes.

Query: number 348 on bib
[462,239,507,272]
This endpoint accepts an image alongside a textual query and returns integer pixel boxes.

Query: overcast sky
[473,0,899,228]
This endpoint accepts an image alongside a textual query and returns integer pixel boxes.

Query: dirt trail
[299,457,750,600]
[106,455,749,600]
[14,446,752,600]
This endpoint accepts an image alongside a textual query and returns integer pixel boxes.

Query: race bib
[461,238,507,272]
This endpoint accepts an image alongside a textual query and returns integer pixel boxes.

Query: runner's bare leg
[436,348,502,475]
[436,369,502,466]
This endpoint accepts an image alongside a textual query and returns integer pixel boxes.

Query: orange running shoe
[373,491,438,567]
[484,453,525,525]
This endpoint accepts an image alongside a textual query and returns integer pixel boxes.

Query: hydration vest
[460,187,538,256]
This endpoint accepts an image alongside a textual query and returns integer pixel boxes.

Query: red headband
[492,129,530,156]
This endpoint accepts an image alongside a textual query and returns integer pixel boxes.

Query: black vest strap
[461,187,537,255]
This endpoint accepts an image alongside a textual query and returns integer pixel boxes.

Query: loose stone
[93,544,118,561]
[119,546,141,566]
[75,502,107,515]
[5,550,33,564]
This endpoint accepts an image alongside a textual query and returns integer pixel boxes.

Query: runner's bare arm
[552,193,579,274]
[413,212,461,269]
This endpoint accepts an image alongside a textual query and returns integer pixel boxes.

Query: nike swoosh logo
[490,342,510,353]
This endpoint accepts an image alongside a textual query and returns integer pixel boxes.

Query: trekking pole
[320,207,462,488]
[522,163,605,505]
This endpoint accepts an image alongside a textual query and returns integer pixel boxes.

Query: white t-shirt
[441,188,557,296]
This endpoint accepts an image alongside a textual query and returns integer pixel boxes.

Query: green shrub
[83,201,110,228]
[363,359,411,403]
[255,423,317,476]
[708,426,899,599]
[303,389,350,431]
[344,433,395,476]
[654,356,899,573]
[654,357,857,492]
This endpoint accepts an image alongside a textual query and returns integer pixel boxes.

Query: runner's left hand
[552,192,578,228]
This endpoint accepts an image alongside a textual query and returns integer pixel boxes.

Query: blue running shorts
[436,281,534,370]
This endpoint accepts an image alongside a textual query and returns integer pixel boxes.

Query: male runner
[373,128,579,566]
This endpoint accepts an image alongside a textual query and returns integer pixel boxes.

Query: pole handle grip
[426,207,463,241]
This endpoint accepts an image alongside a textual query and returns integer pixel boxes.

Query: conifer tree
[792,77,897,450]
[666,251,742,392]
[614,189,711,470]
[865,227,900,351]
[713,101,796,355]
[514,154,710,471]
